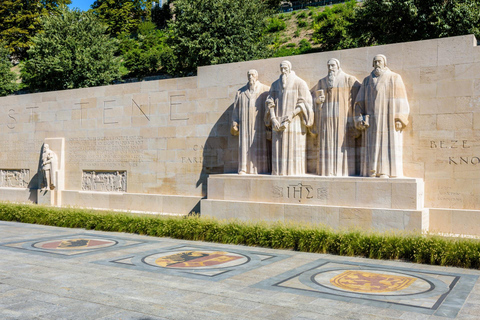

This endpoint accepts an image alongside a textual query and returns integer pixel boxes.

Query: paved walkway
[0,221,480,320]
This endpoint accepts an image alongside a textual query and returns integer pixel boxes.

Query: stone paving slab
[0,221,480,319]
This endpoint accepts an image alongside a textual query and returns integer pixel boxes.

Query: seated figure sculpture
[354,54,410,178]
[231,69,271,174]
[311,58,360,176]
[266,60,314,176]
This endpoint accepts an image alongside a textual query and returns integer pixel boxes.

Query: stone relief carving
[82,171,127,192]
[0,169,29,188]
[354,54,410,178]
[311,58,360,176]
[266,60,314,176]
[231,69,271,174]
[41,144,58,190]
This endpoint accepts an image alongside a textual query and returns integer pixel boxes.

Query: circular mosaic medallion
[33,238,117,250]
[143,250,249,269]
[313,269,433,296]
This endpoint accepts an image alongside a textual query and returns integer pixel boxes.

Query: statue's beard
[373,67,385,77]
[248,79,256,88]
[327,70,336,88]
[281,73,288,88]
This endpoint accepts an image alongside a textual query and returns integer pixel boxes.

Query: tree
[0,44,16,96]
[119,21,168,79]
[167,0,273,75]
[353,0,480,46]
[311,0,358,51]
[0,0,71,60]
[91,0,152,36]
[21,7,121,92]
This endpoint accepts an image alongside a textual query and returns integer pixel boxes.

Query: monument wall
[1,35,479,234]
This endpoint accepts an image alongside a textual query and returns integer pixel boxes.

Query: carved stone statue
[231,69,271,174]
[41,144,58,190]
[266,60,314,176]
[354,54,410,178]
[311,58,360,176]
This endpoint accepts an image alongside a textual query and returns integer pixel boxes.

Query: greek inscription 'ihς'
[82,171,126,192]
[0,169,29,188]
[288,183,314,200]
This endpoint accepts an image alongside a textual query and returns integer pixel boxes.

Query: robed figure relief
[354,55,410,178]
[311,58,360,176]
[266,61,314,176]
[231,69,271,174]
[41,144,58,190]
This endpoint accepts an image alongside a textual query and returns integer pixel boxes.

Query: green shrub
[286,43,296,48]
[297,19,307,28]
[0,45,16,96]
[297,11,307,19]
[266,17,287,33]
[2,202,480,269]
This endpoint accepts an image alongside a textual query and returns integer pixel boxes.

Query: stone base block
[0,188,36,204]
[37,190,55,206]
[208,174,424,210]
[201,199,427,232]
[61,191,201,215]
[429,209,480,236]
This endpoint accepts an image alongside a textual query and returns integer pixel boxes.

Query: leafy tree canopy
[21,7,121,92]
[91,0,152,36]
[312,0,358,51]
[0,44,17,96]
[119,21,168,79]
[353,0,480,46]
[168,0,273,75]
[0,0,71,60]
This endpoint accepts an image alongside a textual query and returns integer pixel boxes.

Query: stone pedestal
[37,190,55,206]
[201,174,427,232]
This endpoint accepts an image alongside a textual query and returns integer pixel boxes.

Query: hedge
[1,202,479,269]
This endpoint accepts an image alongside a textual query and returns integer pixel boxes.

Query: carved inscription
[437,186,462,202]
[169,94,189,121]
[0,140,37,163]
[7,109,17,129]
[132,99,150,121]
[67,136,143,166]
[429,140,480,166]
[82,171,126,192]
[430,140,470,149]
[0,169,29,188]
[104,100,119,124]
[288,183,314,200]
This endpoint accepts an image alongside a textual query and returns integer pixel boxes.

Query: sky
[68,0,95,12]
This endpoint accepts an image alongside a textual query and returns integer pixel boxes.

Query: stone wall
[1,35,480,233]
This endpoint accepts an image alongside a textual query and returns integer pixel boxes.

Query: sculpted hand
[395,120,403,131]
[316,95,325,105]
[230,122,239,136]
[272,119,282,132]
[355,121,366,131]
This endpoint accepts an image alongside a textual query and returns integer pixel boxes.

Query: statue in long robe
[354,54,410,178]
[231,69,271,174]
[41,143,58,190]
[266,61,314,176]
[311,58,360,176]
